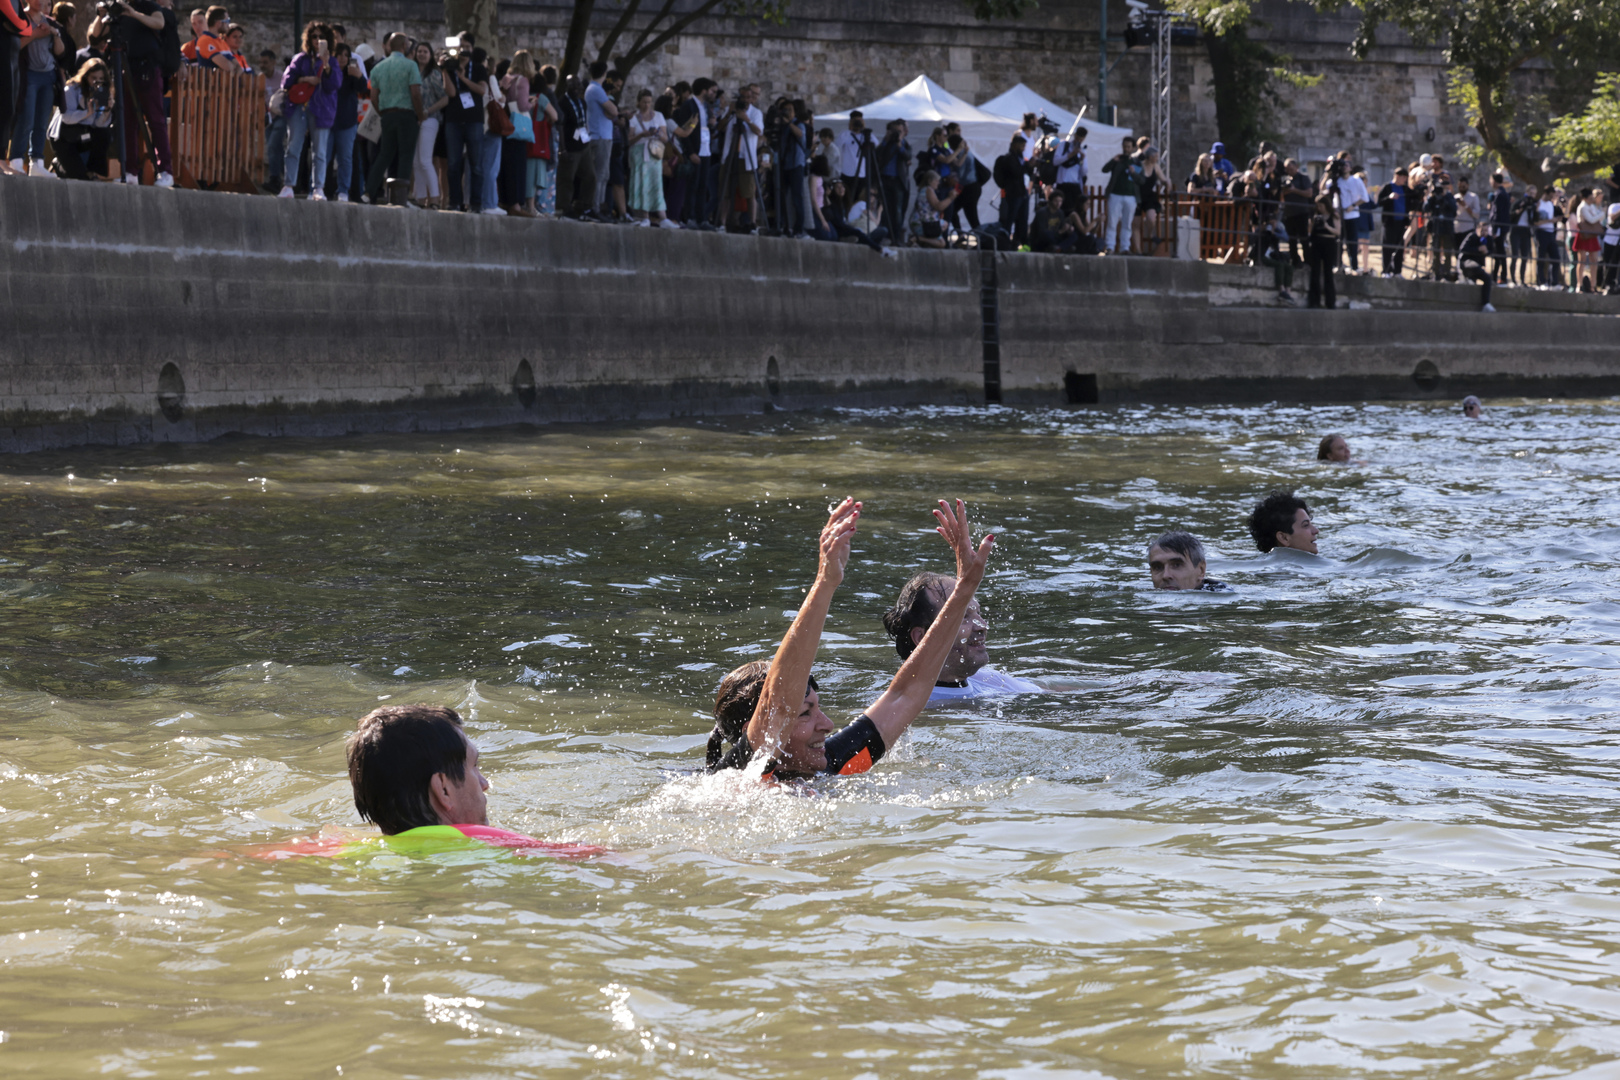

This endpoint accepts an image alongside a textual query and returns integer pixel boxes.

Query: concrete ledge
[2,179,1618,452]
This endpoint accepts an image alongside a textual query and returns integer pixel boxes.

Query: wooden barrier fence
[167,67,265,192]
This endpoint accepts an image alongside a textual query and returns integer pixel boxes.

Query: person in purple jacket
[277,21,342,200]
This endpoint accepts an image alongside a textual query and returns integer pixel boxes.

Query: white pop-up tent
[979,83,1135,188]
[821,75,1024,230]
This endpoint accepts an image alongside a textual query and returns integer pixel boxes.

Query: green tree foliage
[1181,0,1619,183]
[1180,0,1319,163]
[1546,73,1620,178]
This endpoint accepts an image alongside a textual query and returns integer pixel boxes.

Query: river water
[2,402,1618,1078]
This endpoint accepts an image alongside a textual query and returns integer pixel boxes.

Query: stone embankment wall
[3,181,1617,453]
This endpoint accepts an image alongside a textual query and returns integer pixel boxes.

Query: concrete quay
[2,180,1617,452]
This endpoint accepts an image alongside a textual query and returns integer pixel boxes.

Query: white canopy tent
[821,75,1025,231]
[979,83,1135,189]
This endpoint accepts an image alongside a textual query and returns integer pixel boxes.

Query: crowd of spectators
[4,7,1618,291]
[1185,142,1620,302]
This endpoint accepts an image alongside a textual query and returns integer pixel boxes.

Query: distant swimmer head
[1461,395,1483,418]
[1248,490,1319,554]
[1148,531,1207,590]
[1317,433,1351,462]
[347,705,489,835]
[708,662,828,773]
[883,570,989,683]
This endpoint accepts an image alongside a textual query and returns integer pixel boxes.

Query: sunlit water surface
[2,402,1619,1078]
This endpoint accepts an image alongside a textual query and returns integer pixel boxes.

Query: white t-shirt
[1605,203,1620,245]
[1056,139,1085,186]
[1578,201,1604,230]
[695,98,710,157]
[835,128,870,178]
[628,112,666,165]
[926,667,1044,705]
[1338,174,1367,219]
[720,104,763,168]
[1536,199,1556,231]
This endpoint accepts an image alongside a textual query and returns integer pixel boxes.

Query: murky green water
[3,403,1619,1078]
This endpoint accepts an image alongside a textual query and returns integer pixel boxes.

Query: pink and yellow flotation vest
[241,823,605,861]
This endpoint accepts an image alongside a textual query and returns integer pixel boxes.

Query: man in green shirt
[1101,136,1143,253]
[365,33,424,205]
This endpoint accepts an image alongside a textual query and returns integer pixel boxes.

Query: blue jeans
[479,129,501,211]
[10,67,54,161]
[1105,193,1137,252]
[283,107,332,194]
[330,124,357,197]
[265,114,288,185]
[444,118,482,209]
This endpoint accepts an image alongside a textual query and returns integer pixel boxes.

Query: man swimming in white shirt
[882,571,1043,705]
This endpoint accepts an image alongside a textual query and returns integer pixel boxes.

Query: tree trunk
[444,0,500,54]
[563,0,597,80]
[1203,25,1270,165]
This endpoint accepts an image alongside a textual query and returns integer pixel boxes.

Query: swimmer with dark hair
[705,498,994,781]
[882,571,1042,703]
[1148,531,1231,591]
[1248,490,1320,554]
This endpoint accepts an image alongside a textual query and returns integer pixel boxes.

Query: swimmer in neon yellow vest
[247,705,600,861]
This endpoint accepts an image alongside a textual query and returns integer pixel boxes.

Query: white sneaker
[336,192,348,203]
[124,173,140,185]
[480,207,507,216]
[310,189,326,201]
[658,218,680,229]
[29,159,55,177]
[278,185,295,198]
[1482,302,1496,312]
[154,171,174,188]
[8,158,23,173]
[632,217,650,227]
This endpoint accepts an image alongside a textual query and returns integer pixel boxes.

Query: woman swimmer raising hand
[707,497,995,781]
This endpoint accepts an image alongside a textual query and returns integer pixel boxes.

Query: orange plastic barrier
[168,67,266,192]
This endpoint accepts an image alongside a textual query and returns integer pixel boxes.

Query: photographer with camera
[716,83,762,231]
[1100,135,1142,254]
[834,110,871,210]
[1054,124,1086,212]
[50,54,114,178]
[7,0,64,176]
[1306,159,1345,309]
[102,0,176,186]
[1424,173,1458,280]
[772,96,808,236]
[874,118,912,230]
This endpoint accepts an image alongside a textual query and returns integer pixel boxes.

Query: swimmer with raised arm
[882,572,1042,704]
[706,498,995,781]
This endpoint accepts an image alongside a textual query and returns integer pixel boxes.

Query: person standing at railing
[1306,159,1344,309]
[327,41,365,201]
[363,32,421,209]
[7,0,63,177]
[184,5,232,73]
[1374,166,1410,277]
[1100,135,1140,254]
[1132,145,1168,256]
[408,41,443,209]
[1186,152,1219,196]
[277,22,340,200]
[994,133,1033,247]
[439,34,488,214]
[1333,155,1367,273]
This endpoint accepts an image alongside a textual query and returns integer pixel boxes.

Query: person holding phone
[276,22,341,199]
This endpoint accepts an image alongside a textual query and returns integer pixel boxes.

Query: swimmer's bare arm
[865,500,995,745]
[743,498,861,758]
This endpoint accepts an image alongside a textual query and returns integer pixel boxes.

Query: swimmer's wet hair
[347,704,467,835]
[708,662,818,771]
[1317,433,1345,460]
[1149,531,1205,566]
[882,571,954,660]
[1248,490,1309,553]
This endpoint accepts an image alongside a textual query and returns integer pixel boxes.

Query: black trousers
[1488,225,1509,281]
[1534,229,1558,286]
[1380,217,1405,275]
[1460,258,1492,308]
[1601,241,1620,292]
[1430,225,1456,277]
[1306,235,1338,309]
[555,147,595,217]
[51,126,111,179]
